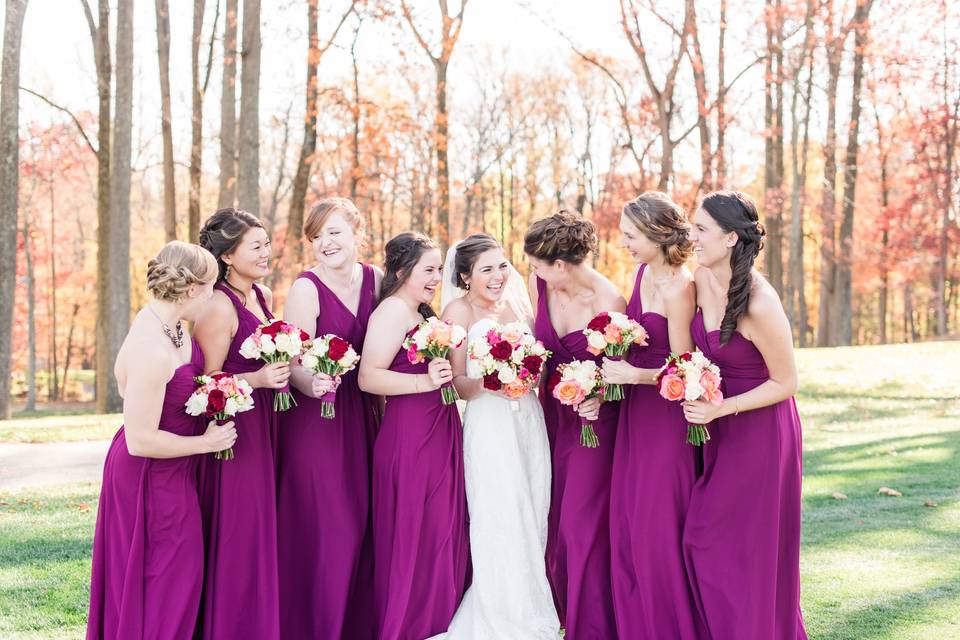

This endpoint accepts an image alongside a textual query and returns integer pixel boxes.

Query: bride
[432,234,560,639]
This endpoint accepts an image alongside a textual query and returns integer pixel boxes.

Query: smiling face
[618,212,660,264]
[690,207,737,269]
[311,210,360,270]
[400,247,443,305]
[463,247,511,304]
[222,226,271,279]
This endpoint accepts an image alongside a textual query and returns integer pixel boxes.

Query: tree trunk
[0,0,28,419]
[48,180,58,400]
[236,0,261,212]
[937,28,958,336]
[218,0,238,209]
[835,0,873,346]
[189,0,206,242]
[763,0,784,296]
[155,0,176,241]
[350,22,361,200]
[435,59,451,250]
[688,0,712,191]
[818,47,841,347]
[716,0,727,183]
[22,213,36,411]
[60,301,80,400]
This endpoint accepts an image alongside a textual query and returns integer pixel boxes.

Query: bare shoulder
[595,272,626,311]
[286,276,317,301]
[257,283,274,308]
[118,331,175,386]
[441,297,474,326]
[747,274,785,317]
[202,289,236,321]
[368,296,405,324]
[662,266,696,301]
[370,265,385,289]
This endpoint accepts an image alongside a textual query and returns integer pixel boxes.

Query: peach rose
[604,324,623,344]
[633,325,650,346]
[503,381,528,399]
[501,327,524,346]
[658,373,686,402]
[430,321,453,345]
[553,379,587,406]
[700,370,723,405]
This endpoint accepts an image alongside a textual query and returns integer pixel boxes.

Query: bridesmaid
[524,211,625,640]
[278,198,381,639]
[600,192,704,639]
[87,241,237,640]
[194,209,290,640]
[359,232,469,640]
[682,191,807,639]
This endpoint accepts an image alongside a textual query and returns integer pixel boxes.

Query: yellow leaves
[877,486,902,497]
[832,491,848,500]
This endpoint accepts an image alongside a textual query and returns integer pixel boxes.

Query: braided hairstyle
[700,191,766,345]
[622,191,692,266]
[452,233,500,289]
[523,210,597,265]
[198,208,264,282]
[146,241,218,302]
[380,231,439,319]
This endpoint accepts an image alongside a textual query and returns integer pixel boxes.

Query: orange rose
[503,381,528,399]
[658,373,685,402]
[431,321,453,346]
[553,379,587,406]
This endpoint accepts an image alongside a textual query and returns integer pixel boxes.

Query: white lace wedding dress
[430,317,560,640]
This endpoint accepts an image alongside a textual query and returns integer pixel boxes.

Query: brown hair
[146,241,218,302]
[452,233,501,289]
[198,208,264,281]
[622,191,693,267]
[303,197,365,241]
[523,210,597,265]
[380,231,439,319]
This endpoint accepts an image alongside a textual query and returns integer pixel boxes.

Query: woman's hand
[201,419,237,453]
[254,362,291,389]
[602,357,642,385]
[576,396,602,421]
[311,373,341,399]
[427,358,453,390]
[683,398,724,425]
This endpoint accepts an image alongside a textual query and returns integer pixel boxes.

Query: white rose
[587,331,608,352]
[472,338,491,357]
[300,353,319,371]
[185,392,208,416]
[274,333,292,354]
[236,379,253,396]
[260,334,277,355]
[450,324,467,345]
[511,348,525,364]
[498,366,517,384]
[684,379,704,402]
[341,348,359,367]
[610,311,630,328]
[224,396,239,416]
[239,337,260,359]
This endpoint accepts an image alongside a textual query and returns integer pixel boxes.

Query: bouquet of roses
[583,311,650,402]
[239,319,308,411]
[185,372,255,460]
[655,351,723,446]
[550,359,606,448]
[468,321,551,401]
[403,317,468,405]
[300,334,360,419]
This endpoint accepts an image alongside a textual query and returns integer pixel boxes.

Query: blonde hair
[622,191,692,267]
[146,241,218,302]
[303,197,365,241]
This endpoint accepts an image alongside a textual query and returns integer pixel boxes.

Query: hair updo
[699,190,767,345]
[303,197,365,241]
[523,210,597,265]
[146,241,218,303]
[380,231,439,319]
[198,208,264,281]
[622,191,693,267]
[452,233,501,289]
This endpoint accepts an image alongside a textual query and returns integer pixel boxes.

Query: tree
[763,0,785,296]
[190,0,220,242]
[155,0,176,241]
[219,0,239,209]
[399,0,470,250]
[237,0,261,212]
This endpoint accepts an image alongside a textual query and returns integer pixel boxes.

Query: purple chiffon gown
[684,310,807,640]
[372,333,469,640]
[196,283,280,639]
[608,264,705,639]
[277,265,379,639]
[86,339,205,640]
[534,277,618,640]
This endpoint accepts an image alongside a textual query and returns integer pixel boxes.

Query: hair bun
[524,210,597,265]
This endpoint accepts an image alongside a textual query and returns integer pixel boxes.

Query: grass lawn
[0,413,119,444]
[1,341,958,638]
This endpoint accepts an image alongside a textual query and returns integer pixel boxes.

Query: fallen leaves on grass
[923,500,938,508]
[877,486,903,497]
[832,492,848,500]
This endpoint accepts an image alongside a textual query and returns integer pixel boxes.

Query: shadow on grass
[0,534,92,570]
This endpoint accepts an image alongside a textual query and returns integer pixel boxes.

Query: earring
[464,282,471,291]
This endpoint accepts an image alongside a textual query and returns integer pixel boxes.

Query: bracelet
[734,396,740,416]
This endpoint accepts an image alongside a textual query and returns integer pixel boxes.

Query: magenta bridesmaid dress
[86,339,205,640]
[534,277,618,639]
[609,264,705,639]
[372,336,469,640]
[277,265,379,639]
[196,283,280,640]
[684,310,807,639]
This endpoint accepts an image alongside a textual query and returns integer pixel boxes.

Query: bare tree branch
[20,87,97,155]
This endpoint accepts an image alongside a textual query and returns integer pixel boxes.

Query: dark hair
[380,231,439,319]
[622,191,692,267]
[523,210,597,265]
[453,233,500,289]
[699,191,766,345]
[198,208,265,281]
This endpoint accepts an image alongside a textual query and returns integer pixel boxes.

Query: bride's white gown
[431,317,560,639]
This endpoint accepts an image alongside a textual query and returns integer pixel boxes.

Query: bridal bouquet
[655,351,723,446]
[550,359,606,448]
[185,373,255,460]
[300,334,360,419]
[239,319,309,411]
[403,317,468,404]
[468,321,551,400]
[583,311,650,402]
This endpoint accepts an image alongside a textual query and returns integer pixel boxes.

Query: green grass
[0,413,119,444]
[0,341,958,638]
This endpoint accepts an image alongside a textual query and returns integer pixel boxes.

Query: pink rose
[553,379,587,406]
[406,345,424,365]
[603,324,623,344]
[633,325,650,346]
[659,373,686,402]
[700,370,723,405]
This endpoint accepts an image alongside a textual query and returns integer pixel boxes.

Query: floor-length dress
[277,264,379,639]
[609,264,705,639]
[534,277,618,639]
[684,310,807,640]
[86,339,205,640]
[196,283,281,640]
[373,337,469,640]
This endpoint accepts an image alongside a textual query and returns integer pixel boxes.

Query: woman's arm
[442,299,484,401]
[284,278,321,397]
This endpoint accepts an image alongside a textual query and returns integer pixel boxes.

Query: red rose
[211,372,230,381]
[299,329,309,341]
[680,352,692,361]
[587,312,611,332]
[483,372,502,391]
[522,355,543,376]
[490,340,513,361]
[546,370,561,395]
[260,321,282,337]
[327,337,350,361]
[207,389,227,413]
